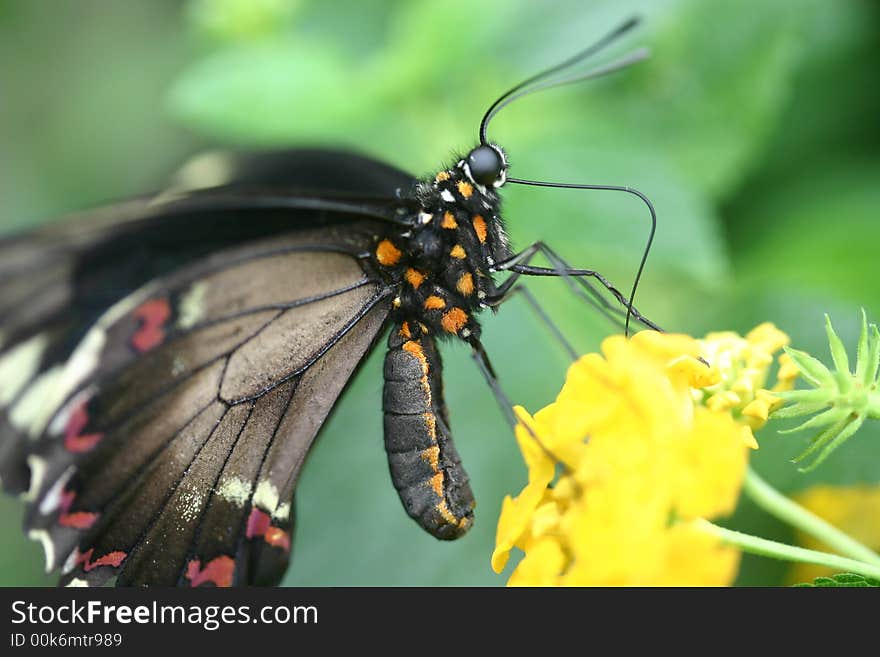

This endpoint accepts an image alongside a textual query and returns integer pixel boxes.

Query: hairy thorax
[371,164,511,341]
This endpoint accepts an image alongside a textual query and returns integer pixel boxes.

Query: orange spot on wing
[376,239,402,266]
[424,295,446,310]
[405,268,425,289]
[456,272,475,296]
[457,180,474,198]
[441,211,458,229]
[472,215,488,244]
[441,308,468,334]
[435,171,451,183]
[399,322,412,339]
[185,555,235,587]
[450,245,467,259]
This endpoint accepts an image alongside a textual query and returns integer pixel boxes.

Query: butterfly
[0,18,658,586]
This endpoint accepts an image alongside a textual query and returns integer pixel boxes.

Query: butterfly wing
[0,149,415,585]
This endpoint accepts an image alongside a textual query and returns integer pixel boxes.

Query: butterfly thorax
[372,162,511,341]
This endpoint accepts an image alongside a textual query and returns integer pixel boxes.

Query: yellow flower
[697,322,794,445]
[787,484,880,584]
[494,325,790,586]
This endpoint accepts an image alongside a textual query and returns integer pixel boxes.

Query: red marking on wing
[264,527,291,551]
[131,298,172,353]
[75,548,127,572]
[58,489,98,529]
[246,508,291,552]
[63,401,103,453]
[185,556,235,587]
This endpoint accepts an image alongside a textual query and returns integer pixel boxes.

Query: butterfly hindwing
[0,149,416,585]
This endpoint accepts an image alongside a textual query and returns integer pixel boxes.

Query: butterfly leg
[486,284,578,360]
[491,241,661,331]
[468,335,562,462]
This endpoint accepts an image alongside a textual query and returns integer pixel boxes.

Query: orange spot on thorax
[424,295,446,310]
[441,308,468,334]
[472,215,488,243]
[405,268,426,289]
[376,239,402,266]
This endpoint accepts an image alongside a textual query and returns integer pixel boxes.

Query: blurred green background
[1,0,878,586]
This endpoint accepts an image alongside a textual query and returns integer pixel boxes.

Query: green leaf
[794,572,880,587]
[825,314,852,390]
[769,400,831,420]
[866,324,880,386]
[855,309,869,382]
[778,407,846,436]
[782,346,836,388]
[797,415,865,473]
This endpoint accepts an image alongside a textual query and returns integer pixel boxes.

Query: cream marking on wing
[253,480,279,511]
[9,366,63,438]
[217,476,253,508]
[47,386,96,440]
[41,283,159,438]
[38,465,76,515]
[273,502,291,522]
[177,282,207,329]
[0,333,49,407]
[22,455,48,503]
[440,190,455,203]
[28,529,55,573]
[66,577,89,587]
[170,151,237,191]
[177,486,204,525]
[62,549,79,575]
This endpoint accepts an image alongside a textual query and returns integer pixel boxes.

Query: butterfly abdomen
[382,323,474,539]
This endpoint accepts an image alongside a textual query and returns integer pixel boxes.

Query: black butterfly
[0,19,658,586]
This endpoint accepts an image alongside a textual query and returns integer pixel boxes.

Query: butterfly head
[460,144,507,189]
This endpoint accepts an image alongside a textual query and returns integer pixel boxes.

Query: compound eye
[466,146,505,187]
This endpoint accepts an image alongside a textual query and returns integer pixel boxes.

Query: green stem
[743,466,880,567]
[697,520,880,581]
